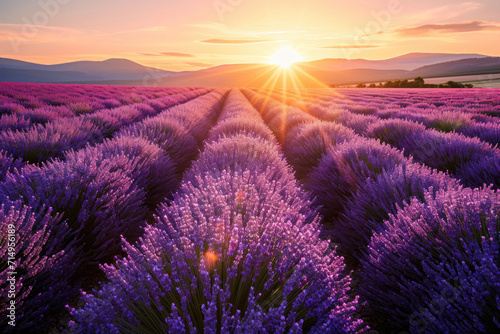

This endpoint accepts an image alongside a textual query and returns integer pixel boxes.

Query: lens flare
[269,47,303,68]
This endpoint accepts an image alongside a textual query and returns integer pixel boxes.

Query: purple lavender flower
[456,154,500,189]
[0,154,148,273]
[306,137,406,221]
[70,90,364,333]
[71,168,364,333]
[283,122,356,179]
[0,117,103,163]
[208,117,277,143]
[0,201,78,332]
[368,119,500,185]
[0,114,32,132]
[335,162,459,261]
[65,135,178,210]
[117,117,198,174]
[360,187,500,333]
[0,102,26,115]
[458,121,500,147]
[0,150,23,182]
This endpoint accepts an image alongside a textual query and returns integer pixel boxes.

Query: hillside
[1,53,499,87]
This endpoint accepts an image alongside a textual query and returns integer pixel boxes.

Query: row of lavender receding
[69,89,366,333]
[245,88,500,333]
[0,84,198,132]
[266,88,500,189]
[0,89,226,332]
[0,88,211,164]
[1,84,499,333]
[302,88,500,148]
[0,83,194,115]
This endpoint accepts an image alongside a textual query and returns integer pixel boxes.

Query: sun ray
[292,65,330,89]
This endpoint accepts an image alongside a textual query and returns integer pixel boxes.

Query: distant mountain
[0,58,177,83]
[300,53,487,71]
[408,57,500,78]
[1,53,499,87]
[0,67,97,83]
[307,68,409,86]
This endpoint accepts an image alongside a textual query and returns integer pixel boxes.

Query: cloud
[160,52,194,57]
[140,52,195,57]
[199,39,277,44]
[321,45,382,49]
[405,2,482,25]
[139,52,162,56]
[0,23,85,43]
[397,21,500,36]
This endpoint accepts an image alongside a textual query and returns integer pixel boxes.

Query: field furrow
[1,83,499,334]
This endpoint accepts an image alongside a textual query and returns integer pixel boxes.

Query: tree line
[355,76,473,88]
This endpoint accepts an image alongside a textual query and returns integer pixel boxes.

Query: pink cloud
[397,21,500,36]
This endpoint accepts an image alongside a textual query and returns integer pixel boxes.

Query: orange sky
[1,0,499,71]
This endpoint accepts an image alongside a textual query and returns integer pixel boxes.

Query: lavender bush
[0,102,26,115]
[0,114,32,132]
[208,118,277,143]
[335,163,459,261]
[215,89,263,122]
[1,201,78,332]
[456,154,500,189]
[360,187,500,333]
[186,134,289,183]
[306,137,407,221]
[117,117,198,175]
[0,117,103,163]
[0,150,23,182]
[458,121,500,146]
[367,119,499,183]
[266,106,316,144]
[65,135,178,210]
[19,105,74,124]
[165,90,227,145]
[70,142,364,334]
[283,122,356,179]
[0,154,148,274]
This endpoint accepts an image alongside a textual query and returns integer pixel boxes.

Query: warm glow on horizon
[269,47,303,68]
[1,0,499,71]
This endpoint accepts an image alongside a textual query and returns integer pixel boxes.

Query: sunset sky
[1,0,500,71]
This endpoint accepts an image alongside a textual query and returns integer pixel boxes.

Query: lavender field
[1,83,500,333]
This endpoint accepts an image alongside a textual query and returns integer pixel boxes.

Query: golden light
[269,47,303,68]
[204,251,217,264]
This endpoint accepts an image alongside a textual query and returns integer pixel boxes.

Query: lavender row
[0,90,226,332]
[69,89,365,333]
[359,186,500,333]
[264,89,500,189]
[301,90,500,147]
[369,108,500,146]
[0,89,197,132]
[306,88,500,119]
[274,87,499,126]
[244,89,454,254]
[0,84,201,136]
[0,89,210,164]
[0,83,195,115]
[248,89,500,332]
[0,88,210,134]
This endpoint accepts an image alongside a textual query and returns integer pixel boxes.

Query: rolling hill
[1,53,499,87]
[0,58,178,83]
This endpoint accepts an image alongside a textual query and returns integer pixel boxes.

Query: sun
[269,47,303,68]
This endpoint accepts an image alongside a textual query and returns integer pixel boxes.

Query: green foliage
[356,77,474,89]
